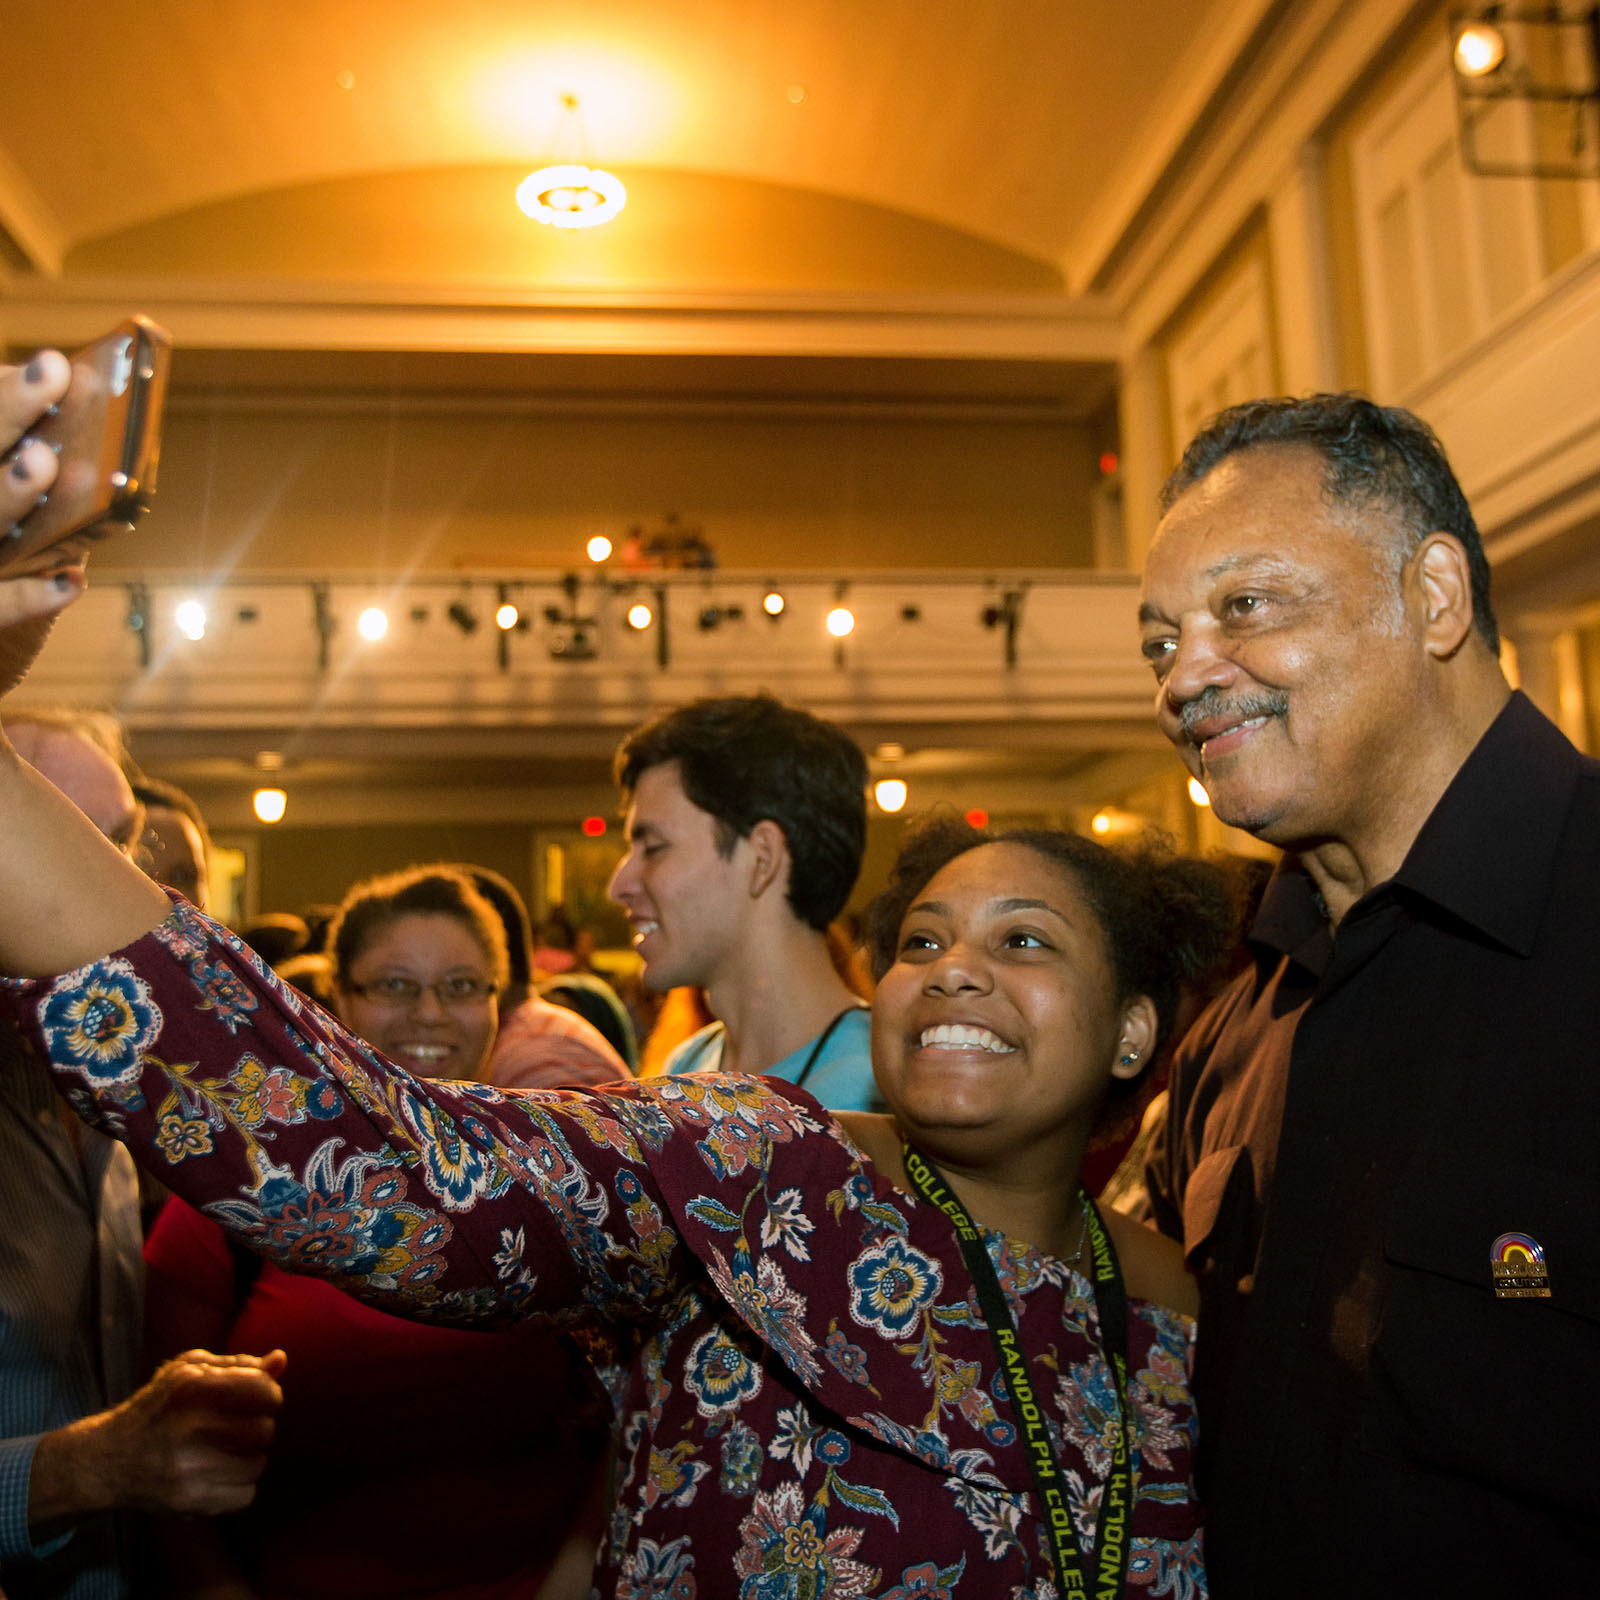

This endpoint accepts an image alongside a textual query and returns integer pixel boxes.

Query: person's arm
[24,1351,285,1544]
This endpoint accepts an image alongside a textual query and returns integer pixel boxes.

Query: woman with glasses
[141,868,608,1600]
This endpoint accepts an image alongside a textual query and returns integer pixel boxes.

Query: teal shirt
[662,1005,881,1113]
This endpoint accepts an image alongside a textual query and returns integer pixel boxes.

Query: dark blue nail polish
[52,572,76,593]
[9,455,28,482]
[22,358,42,385]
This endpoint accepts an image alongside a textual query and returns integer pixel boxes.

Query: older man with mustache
[1136,393,1595,1596]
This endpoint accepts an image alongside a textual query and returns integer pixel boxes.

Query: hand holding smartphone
[0,316,171,579]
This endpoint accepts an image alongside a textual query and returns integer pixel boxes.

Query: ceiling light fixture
[874,779,908,814]
[175,599,207,641]
[357,606,388,642]
[1449,6,1600,177]
[517,94,627,229]
[762,588,786,619]
[253,787,287,825]
[1454,18,1507,77]
[587,535,613,563]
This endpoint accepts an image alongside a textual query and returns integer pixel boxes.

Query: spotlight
[581,816,607,837]
[253,787,287,824]
[447,598,478,635]
[1188,777,1212,808]
[826,606,855,638]
[874,779,908,814]
[1454,20,1506,77]
[495,602,520,631]
[762,589,786,618]
[175,599,206,641]
[1091,809,1112,836]
[357,606,388,641]
[587,535,613,563]
[626,602,653,630]
[965,808,989,829]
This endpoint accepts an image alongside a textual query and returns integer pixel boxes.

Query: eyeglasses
[344,975,498,1008]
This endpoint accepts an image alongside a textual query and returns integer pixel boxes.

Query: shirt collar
[1391,691,1579,956]
[1246,693,1579,964]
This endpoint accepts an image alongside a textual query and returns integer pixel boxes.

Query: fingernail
[9,455,28,482]
[52,572,77,593]
[23,358,42,385]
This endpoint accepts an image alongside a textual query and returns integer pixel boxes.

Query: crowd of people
[0,343,1593,1600]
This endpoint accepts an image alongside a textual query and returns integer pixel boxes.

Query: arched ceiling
[2,0,1277,312]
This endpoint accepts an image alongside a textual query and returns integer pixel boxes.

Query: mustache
[1177,686,1289,740]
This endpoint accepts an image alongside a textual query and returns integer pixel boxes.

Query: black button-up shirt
[1148,692,1600,1595]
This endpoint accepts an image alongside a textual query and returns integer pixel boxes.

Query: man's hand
[27,1349,287,1540]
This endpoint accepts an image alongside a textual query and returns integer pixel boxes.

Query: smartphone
[1,315,172,577]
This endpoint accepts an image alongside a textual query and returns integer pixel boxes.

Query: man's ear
[746,819,790,901]
[1412,533,1476,660]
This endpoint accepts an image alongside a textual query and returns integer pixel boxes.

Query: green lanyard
[902,1143,1134,1599]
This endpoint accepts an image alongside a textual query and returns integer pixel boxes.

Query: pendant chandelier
[516,93,626,229]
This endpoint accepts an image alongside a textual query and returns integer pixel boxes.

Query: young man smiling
[608,695,880,1111]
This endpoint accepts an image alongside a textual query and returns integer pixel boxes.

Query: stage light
[874,779,908,813]
[253,787,287,824]
[626,602,653,630]
[495,602,520,630]
[581,816,607,837]
[357,606,388,641]
[175,600,206,641]
[1091,809,1112,836]
[965,808,989,829]
[826,606,855,638]
[587,535,613,563]
[1454,20,1506,77]
[1188,777,1212,807]
[763,589,786,618]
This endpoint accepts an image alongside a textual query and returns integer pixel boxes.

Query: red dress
[144,1195,606,1599]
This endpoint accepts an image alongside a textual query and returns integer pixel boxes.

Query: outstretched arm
[0,355,170,977]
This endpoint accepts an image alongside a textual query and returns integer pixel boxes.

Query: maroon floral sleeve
[4,896,1209,1598]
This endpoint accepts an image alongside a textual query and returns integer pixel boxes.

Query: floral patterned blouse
[4,900,1207,1600]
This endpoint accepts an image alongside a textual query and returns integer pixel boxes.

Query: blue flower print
[878,1556,967,1600]
[40,962,160,1086]
[720,1419,764,1495]
[188,958,259,1034]
[847,1236,943,1339]
[620,1533,699,1599]
[684,1327,764,1417]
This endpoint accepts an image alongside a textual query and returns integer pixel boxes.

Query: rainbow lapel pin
[1490,1232,1551,1300]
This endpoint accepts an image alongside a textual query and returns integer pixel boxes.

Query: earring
[1118,1050,1139,1066]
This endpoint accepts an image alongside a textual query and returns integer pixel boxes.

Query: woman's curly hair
[865,814,1239,1060]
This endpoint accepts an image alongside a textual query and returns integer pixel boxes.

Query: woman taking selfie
[0,353,1227,1598]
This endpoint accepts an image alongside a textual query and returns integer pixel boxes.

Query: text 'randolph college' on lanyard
[902,1143,1134,1600]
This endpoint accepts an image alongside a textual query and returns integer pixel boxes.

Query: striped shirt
[0,1020,143,1600]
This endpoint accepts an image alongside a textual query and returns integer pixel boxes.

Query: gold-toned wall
[103,405,1100,575]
